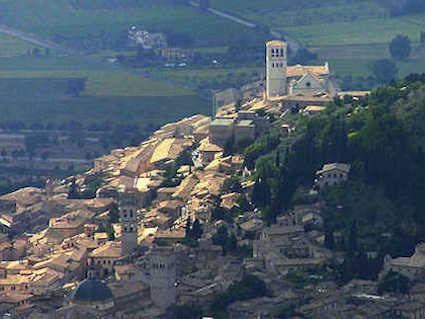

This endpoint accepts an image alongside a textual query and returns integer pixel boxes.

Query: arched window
[271,48,275,57]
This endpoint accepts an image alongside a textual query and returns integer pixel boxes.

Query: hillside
[244,74,425,275]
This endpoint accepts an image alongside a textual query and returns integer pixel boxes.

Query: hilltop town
[0,40,424,319]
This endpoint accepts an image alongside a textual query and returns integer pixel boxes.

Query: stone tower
[266,40,287,99]
[118,188,138,255]
[149,247,176,310]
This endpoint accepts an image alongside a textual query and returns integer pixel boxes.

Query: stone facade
[266,40,287,98]
[149,247,176,310]
[119,190,138,255]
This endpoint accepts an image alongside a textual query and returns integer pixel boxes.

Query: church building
[266,40,333,99]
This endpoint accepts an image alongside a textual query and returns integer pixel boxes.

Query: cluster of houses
[1,39,424,319]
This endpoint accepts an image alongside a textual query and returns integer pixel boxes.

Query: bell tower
[149,247,176,310]
[266,40,287,99]
[118,187,138,255]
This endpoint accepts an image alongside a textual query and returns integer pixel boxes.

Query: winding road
[0,25,77,55]
[188,1,301,55]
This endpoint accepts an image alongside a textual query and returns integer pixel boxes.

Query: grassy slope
[0,53,207,127]
[0,0,265,45]
[0,33,43,57]
[209,0,425,78]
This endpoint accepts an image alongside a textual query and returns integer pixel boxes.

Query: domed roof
[71,279,113,303]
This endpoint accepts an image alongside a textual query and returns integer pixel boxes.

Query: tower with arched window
[119,188,138,255]
[266,40,287,99]
[149,247,176,310]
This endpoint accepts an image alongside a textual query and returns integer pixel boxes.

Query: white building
[315,163,350,189]
[265,40,332,99]
[266,40,287,99]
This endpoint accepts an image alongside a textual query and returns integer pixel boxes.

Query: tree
[378,271,410,295]
[191,219,203,240]
[389,34,411,60]
[185,216,192,239]
[67,78,86,97]
[348,219,358,254]
[234,99,242,112]
[370,59,398,85]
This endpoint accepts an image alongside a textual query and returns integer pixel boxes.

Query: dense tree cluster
[244,74,425,261]
[377,0,425,16]
[211,275,268,314]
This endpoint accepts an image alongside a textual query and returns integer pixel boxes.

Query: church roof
[71,279,113,303]
[287,64,329,78]
[266,40,286,47]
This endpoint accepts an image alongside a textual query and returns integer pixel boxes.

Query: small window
[306,82,311,87]
[280,48,284,57]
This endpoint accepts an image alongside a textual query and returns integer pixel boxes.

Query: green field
[206,0,425,79]
[282,16,424,47]
[149,66,262,89]
[0,52,208,128]
[0,33,42,57]
[0,0,267,46]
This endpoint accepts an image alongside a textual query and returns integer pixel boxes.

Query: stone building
[265,40,333,99]
[70,278,114,311]
[315,163,351,189]
[119,189,138,255]
[382,243,425,280]
[266,40,287,98]
[149,247,176,310]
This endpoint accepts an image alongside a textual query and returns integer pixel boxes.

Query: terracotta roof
[266,40,287,47]
[89,241,121,258]
[198,139,223,152]
[317,163,351,175]
[287,64,329,78]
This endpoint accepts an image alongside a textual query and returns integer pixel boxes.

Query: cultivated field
[0,55,208,128]
[0,0,267,46]
[209,0,425,78]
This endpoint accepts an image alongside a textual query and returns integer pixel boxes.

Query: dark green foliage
[378,271,410,295]
[222,176,243,193]
[175,149,193,167]
[186,219,203,241]
[377,0,425,16]
[211,225,240,255]
[109,203,119,223]
[237,194,253,212]
[66,78,86,97]
[389,34,411,60]
[211,205,232,222]
[369,59,398,85]
[68,176,104,199]
[223,138,236,156]
[277,303,296,319]
[291,47,318,65]
[242,76,425,259]
[211,275,268,313]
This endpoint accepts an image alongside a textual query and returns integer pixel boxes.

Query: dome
[71,279,113,304]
